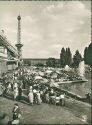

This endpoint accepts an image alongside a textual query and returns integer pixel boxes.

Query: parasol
[35,76,43,80]
[45,70,52,74]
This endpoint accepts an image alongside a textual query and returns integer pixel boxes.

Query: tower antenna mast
[15,14,23,66]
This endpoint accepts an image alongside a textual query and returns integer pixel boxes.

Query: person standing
[33,88,37,104]
[18,83,23,101]
[13,87,19,100]
[7,82,12,94]
[12,103,22,125]
[60,93,65,106]
[36,91,42,105]
[49,88,55,104]
[28,89,34,105]
[13,82,18,90]
[45,91,49,103]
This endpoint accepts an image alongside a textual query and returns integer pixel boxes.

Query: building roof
[23,58,59,60]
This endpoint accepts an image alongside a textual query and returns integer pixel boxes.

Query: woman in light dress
[13,87,19,100]
[36,91,42,104]
[28,89,34,105]
[13,82,18,89]
[7,82,11,94]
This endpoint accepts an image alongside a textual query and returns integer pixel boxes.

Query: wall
[23,58,60,66]
[0,59,7,76]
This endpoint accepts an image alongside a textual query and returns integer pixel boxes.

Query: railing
[0,34,18,57]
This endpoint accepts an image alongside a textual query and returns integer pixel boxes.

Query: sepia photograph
[0,0,92,124]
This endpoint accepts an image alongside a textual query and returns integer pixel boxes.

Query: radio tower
[15,15,23,61]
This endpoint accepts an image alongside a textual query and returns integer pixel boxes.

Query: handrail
[0,35,18,56]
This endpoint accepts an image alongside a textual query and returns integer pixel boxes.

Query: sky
[0,1,91,58]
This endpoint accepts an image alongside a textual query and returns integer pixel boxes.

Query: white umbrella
[32,71,37,74]
[55,70,60,74]
[35,76,43,80]
[50,82,59,87]
[45,70,52,74]
[41,78,48,83]
[65,65,71,71]
[51,73,57,78]
[38,72,44,76]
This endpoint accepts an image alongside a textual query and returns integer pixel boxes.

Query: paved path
[0,97,87,124]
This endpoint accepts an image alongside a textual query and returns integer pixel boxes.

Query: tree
[60,48,66,68]
[65,47,72,66]
[60,47,72,67]
[35,63,44,67]
[86,42,92,67]
[73,50,82,67]
[84,47,88,64]
[46,58,56,67]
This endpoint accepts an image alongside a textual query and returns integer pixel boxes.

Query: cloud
[0,1,91,58]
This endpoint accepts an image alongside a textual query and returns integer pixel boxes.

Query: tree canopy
[60,47,72,67]
[73,50,82,67]
[84,42,92,67]
[46,58,56,67]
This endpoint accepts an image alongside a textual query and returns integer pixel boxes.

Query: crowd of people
[0,66,88,106]
[1,66,70,106]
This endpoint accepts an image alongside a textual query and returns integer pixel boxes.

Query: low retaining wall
[64,97,91,123]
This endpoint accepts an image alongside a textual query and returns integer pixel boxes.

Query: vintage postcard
[0,0,91,124]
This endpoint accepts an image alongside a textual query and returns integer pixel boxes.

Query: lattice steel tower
[15,15,23,60]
